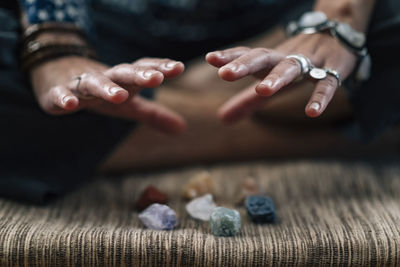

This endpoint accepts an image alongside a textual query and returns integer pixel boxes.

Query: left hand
[206,32,357,123]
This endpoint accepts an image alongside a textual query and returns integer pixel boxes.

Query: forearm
[314,0,376,32]
[17,1,96,74]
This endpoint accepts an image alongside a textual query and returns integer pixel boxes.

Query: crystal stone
[245,195,276,224]
[139,203,178,230]
[210,207,241,237]
[136,185,168,211]
[186,194,217,221]
[182,171,214,200]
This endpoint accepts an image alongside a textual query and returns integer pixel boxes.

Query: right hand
[30,56,186,134]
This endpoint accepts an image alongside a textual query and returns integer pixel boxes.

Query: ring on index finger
[285,54,312,75]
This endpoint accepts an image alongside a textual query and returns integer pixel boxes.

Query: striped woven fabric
[0,160,399,266]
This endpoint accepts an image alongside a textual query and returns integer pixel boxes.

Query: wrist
[314,0,375,32]
[20,23,97,74]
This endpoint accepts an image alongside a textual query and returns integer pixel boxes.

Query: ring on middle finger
[309,67,327,80]
[285,54,312,75]
[72,73,95,100]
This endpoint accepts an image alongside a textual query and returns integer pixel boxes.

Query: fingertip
[205,52,213,62]
[174,118,187,134]
[164,61,185,78]
[205,51,218,62]
[217,106,238,125]
[255,82,275,97]
[305,102,322,118]
[206,52,228,68]
[218,67,236,82]
[142,71,164,87]
[217,107,228,121]
[62,95,79,110]
[108,87,129,104]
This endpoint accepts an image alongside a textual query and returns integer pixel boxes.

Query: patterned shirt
[18,0,90,31]
[18,0,288,41]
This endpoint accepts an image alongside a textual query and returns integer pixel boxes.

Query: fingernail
[214,51,224,58]
[165,62,177,69]
[62,96,73,105]
[143,70,157,79]
[224,64,239,72]
[260,79,274,88]
[309,102,321,112]
[109,87,122,95]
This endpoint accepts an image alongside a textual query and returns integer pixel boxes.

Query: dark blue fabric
[0,7,135,204]
[18,0,91,32]
[345,0,400,141]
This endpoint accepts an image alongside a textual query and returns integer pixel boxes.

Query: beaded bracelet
[22,22,88,45]
[20,22,97,73]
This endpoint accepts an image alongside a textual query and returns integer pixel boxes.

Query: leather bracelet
[22,38,89,58]
[23,22,88,45]
[21,44,97,72]
[20,22,96,73]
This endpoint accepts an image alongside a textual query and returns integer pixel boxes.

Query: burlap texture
[1,160,399,266]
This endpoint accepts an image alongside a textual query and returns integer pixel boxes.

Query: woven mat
[1,160,399,266]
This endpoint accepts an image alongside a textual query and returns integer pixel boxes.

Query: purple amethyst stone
[139,203,178,230]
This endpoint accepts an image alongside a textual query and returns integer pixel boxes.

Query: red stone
[136,186,169,211]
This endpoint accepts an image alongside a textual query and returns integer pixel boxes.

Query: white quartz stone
[185,194,217,221]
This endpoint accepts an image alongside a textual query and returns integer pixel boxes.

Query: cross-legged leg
[99,28,399,172]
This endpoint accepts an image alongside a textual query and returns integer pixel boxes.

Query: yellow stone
[182,171,214,200]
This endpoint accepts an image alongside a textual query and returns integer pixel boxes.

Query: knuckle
[313,90,327,100]
[285,58,301,68]
[131,65,144,75]
[322,76,337,90]
[134,57,154,65]
[236,46,250,52]
[252,47,270,55]
[113,63,131,71]
[267,73,281,81]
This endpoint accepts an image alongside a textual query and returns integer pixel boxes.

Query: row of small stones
[138,193,276,237]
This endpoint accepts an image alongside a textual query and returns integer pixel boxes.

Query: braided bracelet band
[21,44,97,72]
[23,22,88,45]
[20,22,97,73]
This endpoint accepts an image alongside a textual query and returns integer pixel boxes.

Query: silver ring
[285,54,312,75]
[72,73,95,100]
[309,67,327,80]
[325,68,342,87]
[73,75,83,91]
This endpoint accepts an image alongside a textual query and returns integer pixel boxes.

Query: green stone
[210,207,241,237]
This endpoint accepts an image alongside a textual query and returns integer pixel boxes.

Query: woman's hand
[30,56,186,134]
[206,32,357,124]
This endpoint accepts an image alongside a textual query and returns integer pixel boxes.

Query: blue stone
[210,207,241,237]
[245,195,276,224]
[139,203,178,230]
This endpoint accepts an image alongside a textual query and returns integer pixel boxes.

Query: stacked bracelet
[20,22,97,73]
[286,11,371,83]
